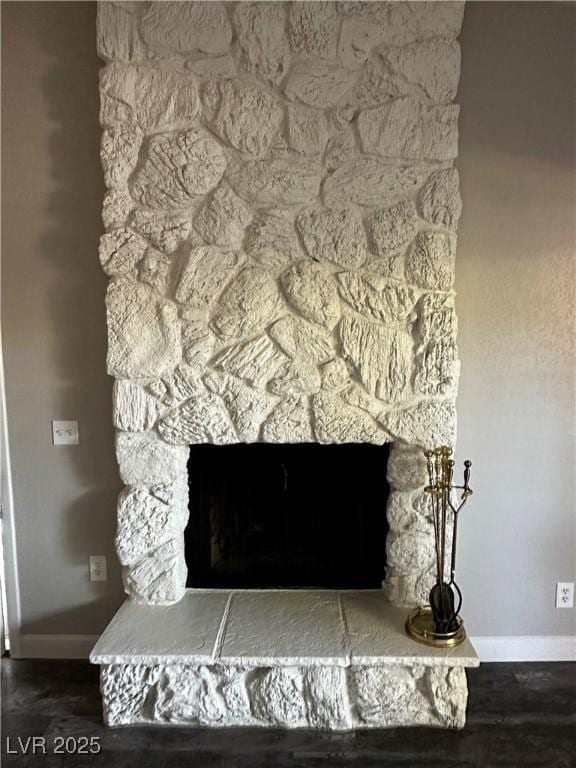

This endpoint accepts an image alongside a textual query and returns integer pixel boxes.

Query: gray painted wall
[456,1,575,637]
[1,2,574,645]
[1,2,124,638]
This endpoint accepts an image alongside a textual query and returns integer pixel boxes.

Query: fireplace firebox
[185,444,390,590]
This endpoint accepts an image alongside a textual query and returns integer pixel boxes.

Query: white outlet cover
[90,556,108,582]
[52,420,79,445]
[555,582,574,609]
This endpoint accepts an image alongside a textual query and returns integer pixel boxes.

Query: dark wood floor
[1,658,575,767]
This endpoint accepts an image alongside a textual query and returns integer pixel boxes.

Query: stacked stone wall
[97,1,464,605]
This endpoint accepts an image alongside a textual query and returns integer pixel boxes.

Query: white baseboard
[12,633,576,663]
[471,635,576,662]
[17,634,100,660]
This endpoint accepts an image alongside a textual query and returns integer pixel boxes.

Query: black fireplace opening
[185,443,390,590]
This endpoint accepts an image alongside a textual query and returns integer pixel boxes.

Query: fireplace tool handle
[447,459,473,618]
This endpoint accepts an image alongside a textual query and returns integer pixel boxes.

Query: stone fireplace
[90,0,478,729]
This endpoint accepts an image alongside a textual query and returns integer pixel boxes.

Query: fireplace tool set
[406,446,473,648]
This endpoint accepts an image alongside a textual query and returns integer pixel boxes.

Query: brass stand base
[405,606,467,648]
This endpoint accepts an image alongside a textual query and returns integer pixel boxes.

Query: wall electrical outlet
[52,420,79,445]
[89,556,108,582]
[555,582,574,608]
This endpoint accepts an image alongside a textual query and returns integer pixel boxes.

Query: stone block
[288,2,338,59]
[245,210,302,270]
[387,526,436,574]
[227,158,321,205]
[187,55,236,78]
[130,129,226,209]
[418,168,462,229]
[338,19,389,70]
[262,395,314,443]
[106,278,181,379]
[324,158,430,207]
[416,293,458,347]
[233,3,290,86]
[205,79,284,157]
[340,315,413,404]
[102,187,134,231]
[99,228,148,277]
[181,309,215,369]
[287,105,329,156]
[268,316,334,364]
[137,250,171,295]
[116,430,188,487]
[407,1,465,41]
[406,232,457,291]
[295,207,367,269]
[124,538,187,604]
[130,210,193,254]
[378,399,457,449]
[324,125,357,171]
[101,123,142,189]
[213,336,288,388]
[175,246,244,310]
[113,380,162,432]
[385,39,461,104]
[415,337,460,397]
[320,359,350,391]
[268,358,321,397]
[358,97,460,161]
[97,2,147,63]
[211,268,282,341]
[385,489,428,533]
[285,59,355,109]
[116,487,174,566]
[386,444,428,491]
[148,364,204,408]
[338,274,416,324]
[99,63,199,131]
[204,372,275,443]
[349,665,466,728]
[281,261,340,330]
[336,2,465,43]
[342,53,409,112]
[158,395,237,445]
[368,200,419,259]
[193,183,251,248]
[312,391,389,444]
[140,2,232,56]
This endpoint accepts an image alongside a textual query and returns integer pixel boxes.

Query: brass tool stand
[406,447,473,649]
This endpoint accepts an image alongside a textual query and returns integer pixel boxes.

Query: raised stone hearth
[93,0,476,730]
[91,590,479,728]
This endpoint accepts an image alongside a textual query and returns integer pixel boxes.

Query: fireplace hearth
[185,444,390,589]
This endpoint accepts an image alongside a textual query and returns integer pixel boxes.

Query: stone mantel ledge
[91,589,478,668]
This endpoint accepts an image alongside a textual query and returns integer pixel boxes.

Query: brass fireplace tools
[406,446,473,648]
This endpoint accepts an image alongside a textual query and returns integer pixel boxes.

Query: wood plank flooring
[2,659,575,767]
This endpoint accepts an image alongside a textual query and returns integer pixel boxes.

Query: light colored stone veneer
[97,1,464,609]
[100,662,468,729]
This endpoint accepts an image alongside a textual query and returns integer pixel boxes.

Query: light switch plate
[52,420,79,445]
